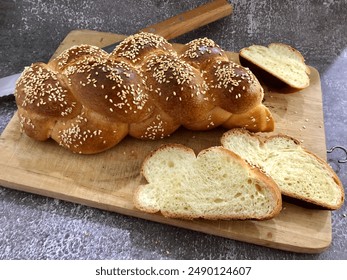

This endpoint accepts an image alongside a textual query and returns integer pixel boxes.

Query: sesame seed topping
[146,54,196,86]
[19,114,35,130]
[111,32,175,64]
[181,37,224,60]
[211,61,256,100]
[142,114,167,140]
[58,113,104,150]
[16,32,268,154]
[54,44,107,71]
[16,64,76,117]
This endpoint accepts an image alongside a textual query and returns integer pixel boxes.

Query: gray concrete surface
[0,0,346,259]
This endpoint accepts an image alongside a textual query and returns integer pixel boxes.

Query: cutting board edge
[0,134,333,255]
[0,167,332,254]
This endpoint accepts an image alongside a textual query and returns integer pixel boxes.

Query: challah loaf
[134,144,282,220]
[15,32,274,154]
[221,129,344,210]
[239,43,310,90]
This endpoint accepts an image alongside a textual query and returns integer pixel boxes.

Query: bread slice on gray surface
[221,129,344,210]
[134,144,282,220]
[239,43,310,90]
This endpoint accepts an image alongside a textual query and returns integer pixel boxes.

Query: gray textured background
[0,0,346,259]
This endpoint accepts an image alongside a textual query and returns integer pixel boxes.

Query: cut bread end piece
[134,144,282,220]
[239,43,310,91]
[221,129,344,210]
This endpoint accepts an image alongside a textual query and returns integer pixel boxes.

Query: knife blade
[0,0,232,97]
[0,73,22,98]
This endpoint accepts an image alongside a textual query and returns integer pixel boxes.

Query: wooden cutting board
[0,30,331,253]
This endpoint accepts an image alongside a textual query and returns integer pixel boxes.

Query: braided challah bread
[15,32,274,154]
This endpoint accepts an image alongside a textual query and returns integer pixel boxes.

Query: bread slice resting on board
[221,129,344,210]
[134,144,282,220]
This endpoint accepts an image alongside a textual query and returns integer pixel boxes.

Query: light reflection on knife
[0,73,22,97]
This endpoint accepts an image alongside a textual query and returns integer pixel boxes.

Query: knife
[0,0,232,97]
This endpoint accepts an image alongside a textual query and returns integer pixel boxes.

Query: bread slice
[239,43,310,90]
[221,129,344,210]
[134,144,282,220]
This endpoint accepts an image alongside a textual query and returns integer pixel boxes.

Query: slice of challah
[239,43,310,90]
[221,129,344,210]
[134,144,282,220]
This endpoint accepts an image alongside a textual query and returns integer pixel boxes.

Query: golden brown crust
[129,107,180,140]
[223,105,275,132]
[183,107,231,130]
[15,63,82,120]
[49,44,109,73]
[51,108,128,154]
[15,32,275,154]
[204,60,264,114]
[179,37,229,68]
[109,32,176,66]
[18,108,56,141]
[67,59,152,123]
[142,53,214,126]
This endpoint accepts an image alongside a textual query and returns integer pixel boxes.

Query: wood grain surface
[0,30,331,253]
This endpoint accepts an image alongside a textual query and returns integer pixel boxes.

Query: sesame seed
[16,64,75,117]
[111,32,174,64]
[212,61,254,93]
[57,113,106,151]
[54,44,107,71]
[181,37,223,60]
